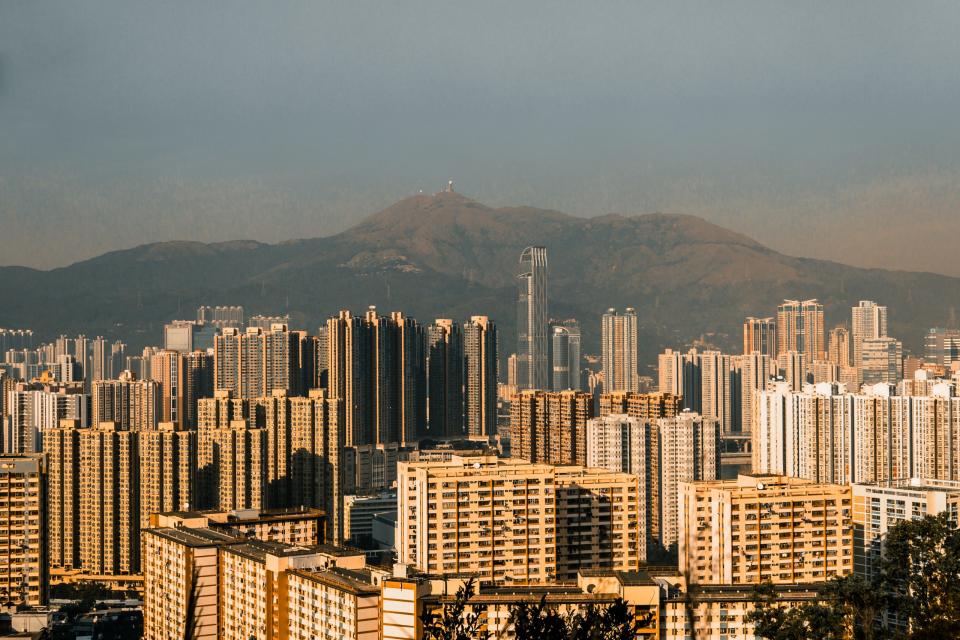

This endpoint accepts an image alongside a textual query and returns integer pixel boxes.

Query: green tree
[517,597,639,640]
[509,597,568,640]
[420,579,488,640]
[566,604,605,640]
[600,599,641,640]
[749,513,960,640]
[882,512,960,639]
[747,581,846,640]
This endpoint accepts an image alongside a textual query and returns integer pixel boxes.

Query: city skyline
[4,3,960,637]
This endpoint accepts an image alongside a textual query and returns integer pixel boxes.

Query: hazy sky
[3,1,960,273]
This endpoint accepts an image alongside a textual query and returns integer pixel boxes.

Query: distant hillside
[2,190,958,373]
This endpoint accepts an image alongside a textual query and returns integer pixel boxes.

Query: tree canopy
[749,512,960,640]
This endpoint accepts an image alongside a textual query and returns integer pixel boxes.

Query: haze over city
[3,1,960,273]
[4,4,960,640]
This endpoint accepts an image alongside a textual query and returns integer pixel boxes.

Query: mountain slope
[2,191,958,372]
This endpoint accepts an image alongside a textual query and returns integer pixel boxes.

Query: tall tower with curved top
[517,246,549,390]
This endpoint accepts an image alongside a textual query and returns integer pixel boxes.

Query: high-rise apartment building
[551,320,581,391]
[657,349,736,433]
[0,455,46,606]
[327,310,366,446]
[396,456,643,582]
[214,325,300,399]
[463,315,498,438]
[142,530,371,640]
[777,299,825,362]
[510,389,594,466]
[777,350,807,391]
[327,308,426,447]
[44,421,81,573]
[141,526,239,640]
[0,328,34,353]
[585,414,647,475]
[658,349,700,410]
[602,308,638,393]
[700,351,736,434]
[753,382,960,487]
[852,300,888,371]
[743,317,776,357]
[852,479,960,579]
[678,474,853,585]
[427,319,463,437]
[4,381,87,453]
[91,375,160,431]
[259,390,347,543]
[150,349,213,429]
[164,319,219,353]
[598,391,681,421]
[735,351,774,435]
[860,337,903,384]
[656,412,720,550]
[197,413,267,513]
[925,327,960,367]
[753,381,854,484]
[79,422,140,577]
[197,390,347,543]
[196,305,244,326]
[810,359,840,384]
[390,311,427,445]
[139,423,195,529]
[828,326,851,368]
[516,246,548,390]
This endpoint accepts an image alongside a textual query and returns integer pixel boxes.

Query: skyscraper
[516,246,548,390]
[327,308,427,448]
[743,317,776,357]
[214,324,300,400]
[79,422,141,577]
[138,423,195,528]
[777,350,807,391]
[150,349,213,429]
[924,327,960,367]
[551,321,581,391]
[828,326,851,368]
[0,455,46,606]
[326,310,367,447]
[463,316,498,438]
[196,405,267,512]
[44,421,81,573]
[860,337,903,384]
[390,311,427,446]
[4,381,87,453]
[777,299,825,362]
[257,389,347,543]
[91,375,160,431]
[852,300,889,373]
[734,351,774,435]
[510,389,594,466]
[657,348,702,413]
[656,412,720,550]
[585,414,648,475]
[602,308,638,393]
[427,319,464,437]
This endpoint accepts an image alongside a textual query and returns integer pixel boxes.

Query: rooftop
[145,527,239,548]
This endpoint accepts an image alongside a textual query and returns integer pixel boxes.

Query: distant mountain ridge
[2,190,957,373]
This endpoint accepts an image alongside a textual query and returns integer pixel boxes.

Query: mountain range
[2,191,958,375]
